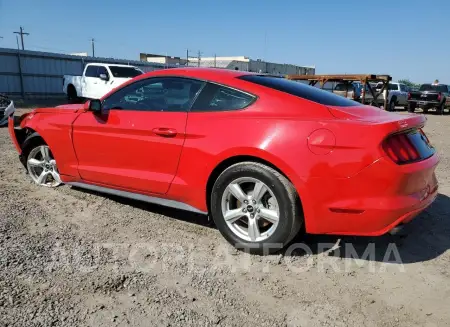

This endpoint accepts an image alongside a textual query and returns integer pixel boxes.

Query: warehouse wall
[0,47,172,98]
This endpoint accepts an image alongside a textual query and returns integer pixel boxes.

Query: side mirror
[87,99,102,113]
[99,73,109,81]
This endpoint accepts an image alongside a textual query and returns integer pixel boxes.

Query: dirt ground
[1,109,449,327]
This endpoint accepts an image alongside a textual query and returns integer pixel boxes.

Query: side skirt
[66,182,208,215]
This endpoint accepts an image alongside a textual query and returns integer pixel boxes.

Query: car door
[95,66,111,99]
[72,77,205,194]
[82,65,101,99]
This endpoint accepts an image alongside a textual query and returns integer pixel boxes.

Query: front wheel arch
[20,131,47,168]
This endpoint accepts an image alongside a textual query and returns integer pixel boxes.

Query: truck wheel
[437,103,444,115]
[67,85,78,103]
[408,103,416,113]
[423,107,429,114]
[388,97,396,111]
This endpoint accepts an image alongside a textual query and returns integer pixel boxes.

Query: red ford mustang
[8,68,439,253]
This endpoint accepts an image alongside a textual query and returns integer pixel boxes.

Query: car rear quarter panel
[167,93,386,226]
[20,111,81,178]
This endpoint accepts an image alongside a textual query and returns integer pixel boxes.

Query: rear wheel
[67,85,78,103]
[26,144,61,187]
[210,162,302,254]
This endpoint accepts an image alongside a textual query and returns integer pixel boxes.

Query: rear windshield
[334,83,354,91]
[238,75,359,107]
[109,66,143,78]
[388,83,399,91]
[419,84,448,93]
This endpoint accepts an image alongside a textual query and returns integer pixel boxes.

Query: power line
[13,26,30,50]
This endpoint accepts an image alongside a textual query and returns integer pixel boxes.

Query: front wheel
[408,102,416,113]
[26,144,62,187]
[210,162,303,254]
[437,102,445,115]
[388,100,396,112]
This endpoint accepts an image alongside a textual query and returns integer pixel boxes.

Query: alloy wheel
[27,145,62,187]
[221,177,280,242]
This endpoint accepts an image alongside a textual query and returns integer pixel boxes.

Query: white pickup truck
[375,82,410,111]
[63,63,143,101]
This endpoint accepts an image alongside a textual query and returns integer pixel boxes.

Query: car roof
[87,63,138,68]
[139,67,253,81]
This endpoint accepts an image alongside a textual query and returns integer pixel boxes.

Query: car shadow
[71,186,450,264]
[70,186,214,228]
[286,193,450,264]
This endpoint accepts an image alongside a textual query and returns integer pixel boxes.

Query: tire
[423,107,429,114]
[210,162,303,255]
[437,102,445,115]
[22,135,62,187]
[388,97,396,112]
[67,85,78,103]
[408,102,416,113]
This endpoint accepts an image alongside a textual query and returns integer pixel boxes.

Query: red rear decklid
[327,105,426,133]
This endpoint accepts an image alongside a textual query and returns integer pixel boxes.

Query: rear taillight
[437,93,442,101]
[407,92,411,100]
[383,132,420,164]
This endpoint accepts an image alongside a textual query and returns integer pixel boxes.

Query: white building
[189,56,315,75]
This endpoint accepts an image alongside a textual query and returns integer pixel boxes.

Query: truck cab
[63,63,143,100]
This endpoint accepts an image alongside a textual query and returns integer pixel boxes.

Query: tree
[398,79,420,90]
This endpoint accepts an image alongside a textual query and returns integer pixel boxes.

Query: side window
[102,77,205,112]
[85,65,99,78]
[97,66,109,78]
[192,83,255,112]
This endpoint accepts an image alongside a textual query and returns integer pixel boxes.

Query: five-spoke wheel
[211,162,303,254]
[26,145,61,187]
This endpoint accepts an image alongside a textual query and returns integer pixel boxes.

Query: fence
[0,47,175,98]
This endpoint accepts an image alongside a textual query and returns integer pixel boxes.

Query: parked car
[333,82,375,104]
[333,83,361,101]
[63,63,143,101]
[375,82,409,111]
[0,94,15,127]
[408,83,450,114]
[8,68,439,254]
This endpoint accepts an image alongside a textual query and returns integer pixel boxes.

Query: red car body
[9,68,439,236]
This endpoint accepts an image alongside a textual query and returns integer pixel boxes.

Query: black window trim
[190,81,257,113]
[101,75,258,113]
[238,74,361,107]
[101,76,208,113]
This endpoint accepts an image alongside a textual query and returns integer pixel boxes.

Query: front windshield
[109,66,143,78]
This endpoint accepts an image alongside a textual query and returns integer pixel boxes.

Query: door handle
[152,127,177,137]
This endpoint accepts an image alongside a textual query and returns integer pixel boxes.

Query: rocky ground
[1,108,449,327]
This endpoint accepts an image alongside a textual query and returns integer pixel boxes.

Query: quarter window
[191,83,255,111]
[102,77,205,112]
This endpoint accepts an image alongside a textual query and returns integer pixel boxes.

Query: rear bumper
[304,154,439,236]
[408,100,440,106]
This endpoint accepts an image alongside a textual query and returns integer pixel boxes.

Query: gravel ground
[1,109,449,327]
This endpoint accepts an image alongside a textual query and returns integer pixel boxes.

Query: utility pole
[91,38,95,57]
[197,50,202,67]
[13,26,29,50]
[214,54,216,68]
